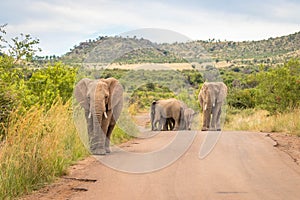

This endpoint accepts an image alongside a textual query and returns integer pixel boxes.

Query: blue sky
[1,0,300,56]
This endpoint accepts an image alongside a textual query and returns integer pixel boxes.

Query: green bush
[255,59,300,113]
[227,88,257,109]
[26,62,77,109]
[0,101,88,199]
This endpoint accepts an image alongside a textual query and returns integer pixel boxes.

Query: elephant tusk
[204,104,207,111]
[88,112,92,118]
[104,112,108,119]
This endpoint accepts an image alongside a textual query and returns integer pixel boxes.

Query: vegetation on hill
[61,31,300,68]
[162,32,300,63]
[223,59,300,114]
[62,36,156,64]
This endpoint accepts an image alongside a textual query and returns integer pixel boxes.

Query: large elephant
[151,98,183,131]
[74,77,123,155]
[198,82,227,131]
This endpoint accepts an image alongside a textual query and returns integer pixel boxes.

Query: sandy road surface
[22,111,300,200]
[24,130,300,200]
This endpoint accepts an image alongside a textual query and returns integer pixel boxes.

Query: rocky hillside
[61,31,300,68]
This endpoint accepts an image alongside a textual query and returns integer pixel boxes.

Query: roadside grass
[225,108,300,136]
[0,100,135,199]
[112,105,139,143]
[0,101,88,199]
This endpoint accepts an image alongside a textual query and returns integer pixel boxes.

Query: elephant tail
[151,101,157,113]
[151,101,157,130]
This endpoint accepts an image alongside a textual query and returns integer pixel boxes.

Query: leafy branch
[0,23,41,63]
[0,23,8,49]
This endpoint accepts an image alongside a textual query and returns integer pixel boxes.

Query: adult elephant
[151,98,183,131]
[74,77,123,155]
[198,82,227,131]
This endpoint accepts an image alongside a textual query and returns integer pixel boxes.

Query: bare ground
[268,132,300,165]
[21,113,300,200]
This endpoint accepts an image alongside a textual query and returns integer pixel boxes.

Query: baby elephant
[182,108,196,130]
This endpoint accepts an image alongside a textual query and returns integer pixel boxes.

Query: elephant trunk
[90,110,106,154]
[94,91,108,122]
[210,92,216,108]
[204,93,213,111]
[95,111,103,126]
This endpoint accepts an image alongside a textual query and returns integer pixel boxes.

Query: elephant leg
[211,104,222,131]
[163,118,173,131]
[112,101,123,123]
[162,118,168,131]
[151,112,157,131]
[101,112,113,153]
[152,118,160,131]
[105,123,115,153]
[85,110,93,136]
[210,107,218,131]
[151,120,155,131]
[154,120,159,131]
[202,108,211,131]
[216,106,222,131]
[168,118,175,130]
[179,116,185,130]
[159,117,166,131]
[173,117,180,131]
[153,112,161,131]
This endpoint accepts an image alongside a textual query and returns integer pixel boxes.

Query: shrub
[26,62,77,109]
[255,59,300,113]
[227,88,257,109]
[0,101,88,199]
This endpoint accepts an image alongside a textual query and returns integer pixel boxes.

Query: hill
[61,31,300,69]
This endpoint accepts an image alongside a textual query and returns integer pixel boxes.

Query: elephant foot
[201,127,209,131]
[105,147,111,153]
[92,149,106,155]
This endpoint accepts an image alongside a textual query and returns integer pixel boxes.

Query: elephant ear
[198,83,208,108]
[102,78,123,110]
[74,78,93,110]
[216,82,228,103]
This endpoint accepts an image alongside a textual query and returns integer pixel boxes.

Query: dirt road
[24,130,300,200]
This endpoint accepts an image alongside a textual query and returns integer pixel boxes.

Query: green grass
[225,108,300,136]
[0,101,88,199]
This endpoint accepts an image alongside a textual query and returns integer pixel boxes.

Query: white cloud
[1,0,300,55]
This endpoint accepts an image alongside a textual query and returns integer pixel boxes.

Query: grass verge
[225,108,300,136]
[0,101,88,199]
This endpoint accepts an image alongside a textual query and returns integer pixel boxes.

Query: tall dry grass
[0,101,88,199]
[225,108,300,136]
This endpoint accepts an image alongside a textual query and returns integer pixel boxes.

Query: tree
[0,24,7,50]
[0,24,41,63]
[255,59,300,113]
[9,33,41,63]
